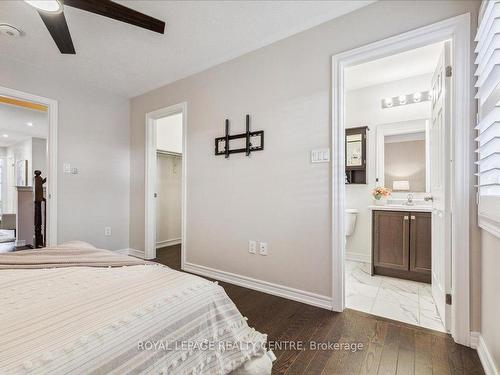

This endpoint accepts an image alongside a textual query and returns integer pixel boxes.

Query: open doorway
[343,42,447,332]
[331,15,472,346]
[145,103,187,262]
[0,87,58,252]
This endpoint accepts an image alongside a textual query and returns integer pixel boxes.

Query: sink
[387,199,430,207]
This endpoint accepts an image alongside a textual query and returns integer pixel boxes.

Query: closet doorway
[145,103,187,262]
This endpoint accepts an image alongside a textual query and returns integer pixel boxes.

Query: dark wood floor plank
[285,310,340,375]
[376,323,401,375]
[359,320,388,375]
[414,331,432,375]
[154,246,485,375]
[431,335,452,375]
[396,326,415,375]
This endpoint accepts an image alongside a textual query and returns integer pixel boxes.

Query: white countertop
[368,204,433,212]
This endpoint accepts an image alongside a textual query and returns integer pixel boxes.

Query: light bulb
[413,92,422,102]
[384,98,393,107]
[398,95,407,105]
[24,0,63,14]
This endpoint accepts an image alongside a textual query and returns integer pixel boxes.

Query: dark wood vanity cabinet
[372,210,431,283]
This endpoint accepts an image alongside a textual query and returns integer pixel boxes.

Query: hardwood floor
[155,245,484,375]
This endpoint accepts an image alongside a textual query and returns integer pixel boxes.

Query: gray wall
[0,57,130,251]
[130,0,479,321]
[481,231,500,367]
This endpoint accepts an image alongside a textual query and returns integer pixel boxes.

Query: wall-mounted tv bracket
[214,114,264,158]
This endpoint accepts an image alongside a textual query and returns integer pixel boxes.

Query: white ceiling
[0,103,48,147]
[345,42,444,91]
[0,0,374,98]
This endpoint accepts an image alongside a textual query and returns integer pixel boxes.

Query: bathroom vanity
[370,206,431,283]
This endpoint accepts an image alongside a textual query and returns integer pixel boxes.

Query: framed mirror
[376,119,430,194]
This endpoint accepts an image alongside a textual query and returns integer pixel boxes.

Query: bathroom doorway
[343,42,446,332]
[331,15,472,345]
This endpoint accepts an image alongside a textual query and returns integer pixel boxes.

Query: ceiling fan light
[24,0,63,14]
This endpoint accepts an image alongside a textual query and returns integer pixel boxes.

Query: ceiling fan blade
[38,11,76,54]
[64,0,165,34]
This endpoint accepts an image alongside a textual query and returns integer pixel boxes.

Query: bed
[0,242,273,374]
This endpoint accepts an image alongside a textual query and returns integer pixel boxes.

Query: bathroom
[344,42,448,332]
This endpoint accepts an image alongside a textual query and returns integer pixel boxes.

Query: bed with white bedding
[0,243,273,375]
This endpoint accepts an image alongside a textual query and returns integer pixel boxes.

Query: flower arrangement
[372,186,391,200]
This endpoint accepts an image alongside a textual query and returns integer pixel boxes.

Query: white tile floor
[345,260,446,332]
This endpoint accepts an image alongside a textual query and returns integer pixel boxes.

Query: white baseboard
[114,248,129,255]
[127,248,145,259]
[345,251,370,263]
[156,238,181,249]
[471,331,499,375]
[183,262,332,310]
[15,240,26,247]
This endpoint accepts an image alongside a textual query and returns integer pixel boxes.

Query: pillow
[57,240,96,249]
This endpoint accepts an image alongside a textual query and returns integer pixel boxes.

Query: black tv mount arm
[214,114,264,158]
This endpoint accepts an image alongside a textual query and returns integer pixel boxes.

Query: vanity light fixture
[382,91,430,109]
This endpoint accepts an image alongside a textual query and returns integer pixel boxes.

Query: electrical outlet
[248,240,257,254]
[104,227,112,236]
[259,242,268,256]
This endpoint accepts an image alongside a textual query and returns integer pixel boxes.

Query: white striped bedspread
[0,263,269,374]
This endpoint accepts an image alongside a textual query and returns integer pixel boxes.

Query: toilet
[345,209,358,236]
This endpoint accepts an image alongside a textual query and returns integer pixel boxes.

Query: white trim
[345,251,370,264]
[128,248,145,259]
[156,238,181,248]
[145,103,187,263]
[184,262,333,310]
[479,214,500,239]
[0,86,58,247]
[114,248,129,255]
[331,14,471,346]
[470,332,499,375]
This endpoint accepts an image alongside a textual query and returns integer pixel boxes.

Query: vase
[374,197,387,206]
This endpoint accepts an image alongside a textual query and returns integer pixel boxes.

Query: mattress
[0,244,273,374]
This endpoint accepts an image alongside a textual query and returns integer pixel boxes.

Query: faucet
[406,192,414,205]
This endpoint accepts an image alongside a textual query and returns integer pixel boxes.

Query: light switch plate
[311,149,330,163]
[248,240,257,254]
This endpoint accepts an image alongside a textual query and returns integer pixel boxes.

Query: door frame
[331,14,471,346]
[145,102,187,262]
[0,85,58,247]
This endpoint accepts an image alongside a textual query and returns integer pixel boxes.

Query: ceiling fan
[24,0,165,54]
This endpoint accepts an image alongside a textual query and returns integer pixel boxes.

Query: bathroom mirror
[345,126,368,184]
[376,119,430,193]
[346,133,363,167]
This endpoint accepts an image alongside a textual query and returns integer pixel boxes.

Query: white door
[429,41,451,331]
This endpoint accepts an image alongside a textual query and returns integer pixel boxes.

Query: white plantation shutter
[475,0,500,237]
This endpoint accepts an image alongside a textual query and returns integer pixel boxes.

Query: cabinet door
[409,212,432,274]
[373,211,409,271]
